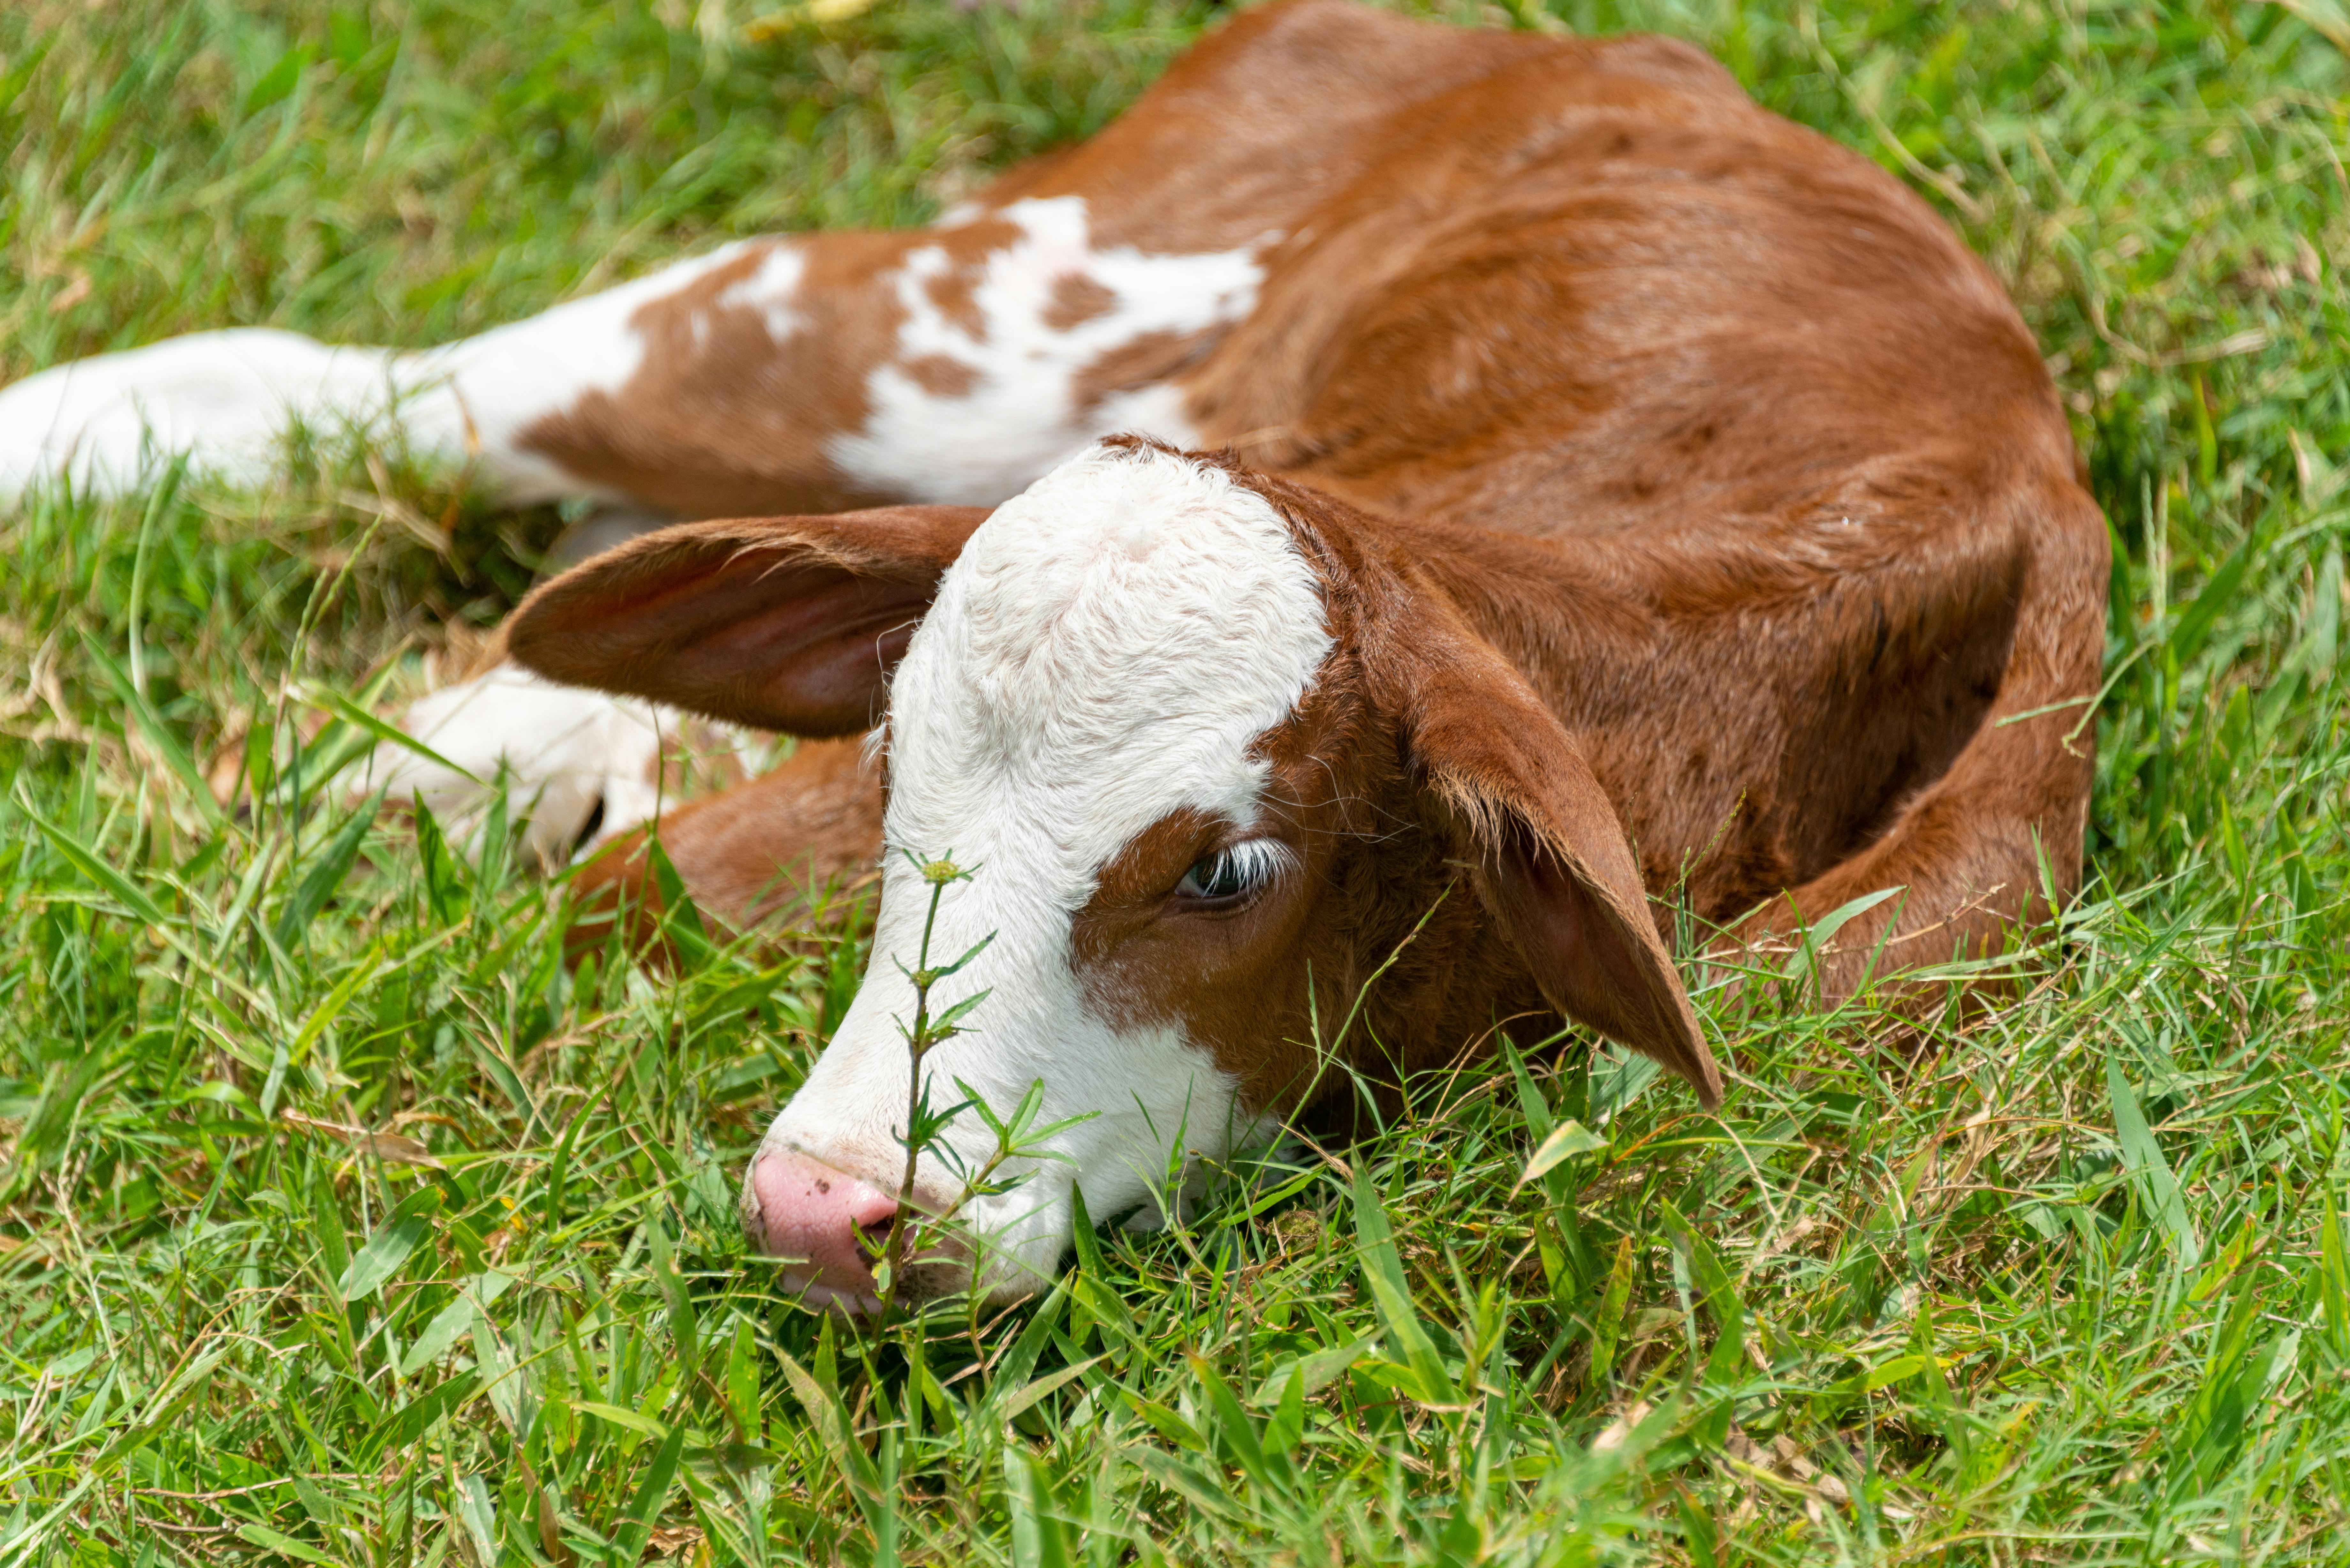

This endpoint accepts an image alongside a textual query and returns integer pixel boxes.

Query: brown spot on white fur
[1042,273,1119,331]
[1071,328,1216,421]
[902,354,981,397]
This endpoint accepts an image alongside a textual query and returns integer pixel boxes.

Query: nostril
[750,1150,902,1293]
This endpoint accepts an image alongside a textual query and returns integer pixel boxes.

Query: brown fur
[507,504,989,735]
[505,1,2106,1115]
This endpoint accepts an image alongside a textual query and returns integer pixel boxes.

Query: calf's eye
[1175,839,1287,904]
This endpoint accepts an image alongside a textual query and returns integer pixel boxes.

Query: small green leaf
[1350,1168,1461,1407]
[1663,1199,1745,1389]
[366,1369,479,1458]
[930,929,996,979]
[775,1345,885,1509]
[274,794,384,949]
[397,1272,512,1377]
[1785,884,1905,989]
[2322,1185,2350,1360]
[25,801,174,931]
[453,1474,499,1564]
[79,632,227,830]
[336,1188,439,1300]
[644,833,714,960]
[998,1354,1107,1422]
[1006,1441,1076,1568]
[413,801,464,923]
[1517,1119,1606,1190]
[1266,1364,1306,1459]
[1189,1353,1286,1493]
[2108,1058,2199,1268]
[470,1299,536,1439]
[311,1181,351,1295]
[930,987,993,1034]
[243,45,308,116]
[1253,1334,1376,1407]
[987,1278,1071,1400]
[1590,1236,1637,1383]
[647,1215,698,1368]
[726,1315,760,1436]
[573,1400,672,1440]
[2170,530,2256,667]
[327,9,370,65]
[235,1523,339,1566]
[10,1049,113,1180]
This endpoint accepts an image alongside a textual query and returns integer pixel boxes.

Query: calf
[506,9,2104,1305]
[2,1,2106,1308]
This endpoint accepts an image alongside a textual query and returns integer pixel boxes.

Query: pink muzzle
[743,1148,899,1313]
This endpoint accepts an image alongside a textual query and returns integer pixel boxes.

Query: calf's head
[511,440,1719,1310]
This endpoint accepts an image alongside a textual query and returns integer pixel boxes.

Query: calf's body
[3,2,2106,1306]
[506,4,2107,1305]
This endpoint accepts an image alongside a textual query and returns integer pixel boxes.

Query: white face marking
[748,443,1331,1298]
[828,197,1268,506]
[0,242,772,505]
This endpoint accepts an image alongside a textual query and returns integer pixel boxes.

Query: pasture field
[3,0,2348,1562]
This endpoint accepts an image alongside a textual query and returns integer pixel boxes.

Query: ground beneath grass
[2,0,2348,1563]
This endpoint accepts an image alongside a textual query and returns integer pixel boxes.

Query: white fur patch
[828,197,1266,506]
[746,442,1331,1299]
[360,664,681,869]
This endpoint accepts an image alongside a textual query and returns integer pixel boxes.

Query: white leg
[0,198,1270,513]
[0,241,772,505]
[0,329,408,498]
[357,664,756,872]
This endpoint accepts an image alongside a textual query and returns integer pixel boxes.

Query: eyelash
[1174,839,1289,903]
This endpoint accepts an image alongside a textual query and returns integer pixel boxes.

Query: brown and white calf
[0,1,2107,1308]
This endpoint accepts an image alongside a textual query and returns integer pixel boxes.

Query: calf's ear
[506,505,990,735]
[1402,628,1724,1108]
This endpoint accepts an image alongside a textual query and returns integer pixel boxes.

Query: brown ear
[506,505,990,735]
[1404,630,1724,1109]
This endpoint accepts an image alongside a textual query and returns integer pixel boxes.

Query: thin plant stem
[877,855,969,1317]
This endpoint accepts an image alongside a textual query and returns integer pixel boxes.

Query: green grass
[2,0,2347,1562]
